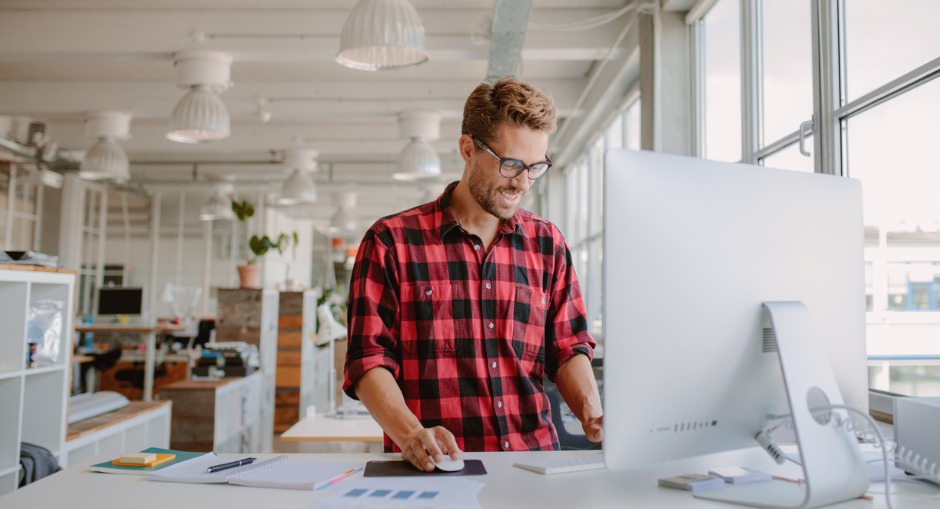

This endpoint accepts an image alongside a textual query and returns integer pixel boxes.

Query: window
[760,0,812,146]
[0,165,42,251]
[561,99,640,342]
[689,0,940,396]
[700,0,742,162]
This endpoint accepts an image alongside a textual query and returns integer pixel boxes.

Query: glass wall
[691,0,940,396]
[562,97,641,343]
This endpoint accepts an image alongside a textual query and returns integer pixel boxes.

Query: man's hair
[461,77,557,143]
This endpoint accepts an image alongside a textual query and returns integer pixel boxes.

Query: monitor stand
[696,302,869,509]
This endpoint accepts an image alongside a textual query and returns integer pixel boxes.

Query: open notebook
[146,453,362,490]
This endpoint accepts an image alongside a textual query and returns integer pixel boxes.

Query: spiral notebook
[147,453,362,490]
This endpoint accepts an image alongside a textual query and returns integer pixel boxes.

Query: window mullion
[740,0,760,163]
[811,0,843,175]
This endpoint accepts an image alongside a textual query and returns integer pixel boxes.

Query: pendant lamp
[336,0,429,71]
[78,110,131,182]
[167,50,233,143]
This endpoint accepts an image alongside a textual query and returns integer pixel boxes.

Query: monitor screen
[601,150,869,474]
[97,287,144,316]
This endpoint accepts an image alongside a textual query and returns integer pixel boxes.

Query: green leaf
[231,200,255,222]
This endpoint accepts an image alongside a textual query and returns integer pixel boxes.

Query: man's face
[466,124,550,220]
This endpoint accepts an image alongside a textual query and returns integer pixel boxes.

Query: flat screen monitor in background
[602,150,869,508]
[97,287,143,317]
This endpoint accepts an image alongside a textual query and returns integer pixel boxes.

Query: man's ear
[458,134,475,163]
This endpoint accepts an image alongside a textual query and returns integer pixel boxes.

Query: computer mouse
[433,456,465,472]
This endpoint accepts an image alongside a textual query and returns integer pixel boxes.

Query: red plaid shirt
[343,182,595,452]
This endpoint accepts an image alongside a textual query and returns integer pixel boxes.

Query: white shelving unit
[0,268,75,496]
[62,401,171,468]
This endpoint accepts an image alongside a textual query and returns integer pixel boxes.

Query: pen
[207,457,256,473]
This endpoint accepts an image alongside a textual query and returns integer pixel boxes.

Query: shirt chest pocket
[510,285,550,363]
[401,282,459,356]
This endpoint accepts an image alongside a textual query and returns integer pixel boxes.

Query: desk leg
[144,331,155,402]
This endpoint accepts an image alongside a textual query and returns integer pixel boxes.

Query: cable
[759,404,895,509]
[826,404,895,509]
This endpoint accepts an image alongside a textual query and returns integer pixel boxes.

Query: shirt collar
[436,182,528,240]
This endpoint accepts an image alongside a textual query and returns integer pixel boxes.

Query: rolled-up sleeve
[343,227,402,399]
[544,240,595,381]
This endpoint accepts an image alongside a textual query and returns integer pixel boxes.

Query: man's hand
[400,426,463,472]
[581,412,603,443]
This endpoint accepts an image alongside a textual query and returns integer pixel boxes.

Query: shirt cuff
[549,342,595,382]
[343,349,401,400]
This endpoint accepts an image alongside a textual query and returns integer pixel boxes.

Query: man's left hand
[582,412,603,443]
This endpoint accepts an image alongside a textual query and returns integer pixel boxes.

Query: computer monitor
[97,287,143,317]
[602,150,869,508]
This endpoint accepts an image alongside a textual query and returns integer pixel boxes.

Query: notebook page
[227,460,362,490]
[147,454,285,484]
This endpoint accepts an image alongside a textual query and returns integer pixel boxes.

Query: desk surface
[74,324,184,333]
[280,413,384,442]
[2,449,936,509]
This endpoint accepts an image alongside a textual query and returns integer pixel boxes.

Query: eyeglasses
[472,136,552,180]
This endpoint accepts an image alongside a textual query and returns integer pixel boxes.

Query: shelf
[0,378,22,470]
[0,269,74,495]
[22,365,66,377]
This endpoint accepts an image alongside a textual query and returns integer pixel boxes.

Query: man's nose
[511,171,532,191]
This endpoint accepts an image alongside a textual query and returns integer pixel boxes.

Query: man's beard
[467,170,524,220]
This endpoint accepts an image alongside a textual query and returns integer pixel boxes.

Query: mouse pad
[364,459,487,477]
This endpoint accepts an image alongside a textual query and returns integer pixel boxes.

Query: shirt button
[485,282,492,290]
[504,441,510,449]
[474,244,481,251]
[487,322,494,329]
[491,361,497,369]
[497,400,503,408]
[426,289,433,296]
[542,296,547,304]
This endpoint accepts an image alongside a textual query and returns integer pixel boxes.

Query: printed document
[313,477,484,509]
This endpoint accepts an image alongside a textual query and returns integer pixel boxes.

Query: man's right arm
[355,367,462,472]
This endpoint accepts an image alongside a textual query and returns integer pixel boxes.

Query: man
[343,77,603,472]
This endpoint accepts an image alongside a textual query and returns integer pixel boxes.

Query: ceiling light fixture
[336,0,429,71]
[277,148,319,206]
[78,110,131,182]
[393,110,441,181]
[167,50,233,143]
[328,191,358,236]
[200,181,236,221]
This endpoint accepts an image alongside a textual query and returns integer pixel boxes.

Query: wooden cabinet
[274,290,317,433]
[158,375,262,453]
[0,268,75,496]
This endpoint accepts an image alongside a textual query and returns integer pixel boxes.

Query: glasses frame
[472,136,553,180]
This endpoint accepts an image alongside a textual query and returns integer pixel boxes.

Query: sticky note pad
[119,453,157,465]
[658,473,725,492]
[111,453,175,467]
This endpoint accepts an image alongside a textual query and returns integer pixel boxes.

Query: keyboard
[513,452,606,475]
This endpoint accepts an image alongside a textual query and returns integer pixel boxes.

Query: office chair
[80,347,122,393]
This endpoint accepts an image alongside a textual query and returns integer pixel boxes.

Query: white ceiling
[0,0,644,221]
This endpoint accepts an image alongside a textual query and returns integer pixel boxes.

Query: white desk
[74,324,184,402]
[280,413,384,443]
[2,449,937,509]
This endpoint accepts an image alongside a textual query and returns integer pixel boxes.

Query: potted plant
[231,199,294,289]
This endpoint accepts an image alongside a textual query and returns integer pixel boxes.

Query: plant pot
[237,264,262,289]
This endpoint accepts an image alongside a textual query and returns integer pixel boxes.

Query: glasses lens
[499,159,525,177]
[528,163,550,180]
